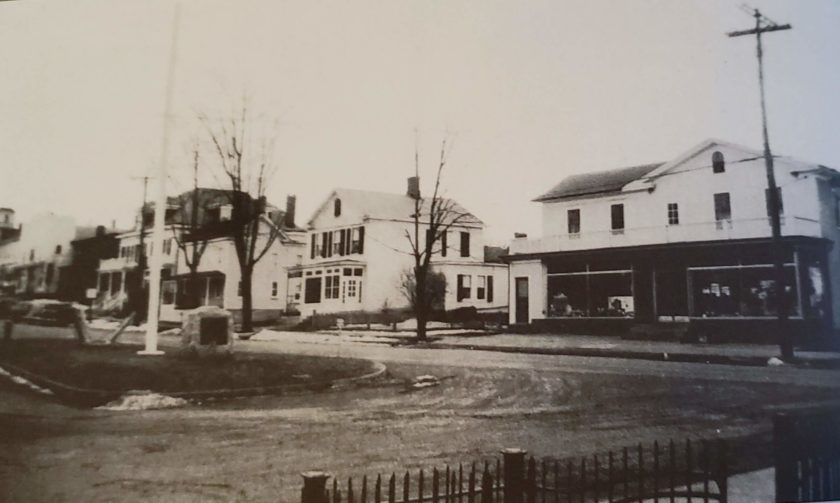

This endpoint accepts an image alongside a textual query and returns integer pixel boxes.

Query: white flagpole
[140,4,181,355]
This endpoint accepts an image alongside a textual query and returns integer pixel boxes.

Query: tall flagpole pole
[140,3,181,355]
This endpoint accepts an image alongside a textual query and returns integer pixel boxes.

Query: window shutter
[310,234,316,259]
[457,274,464,301]
[339,229,346,256]
[327,232,333,257]
[487,275,494,302]
[441,231,447,257]
[358,226,365,254]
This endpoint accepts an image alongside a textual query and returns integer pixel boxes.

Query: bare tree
[201,106,283,332]
[403,139,473,341]
[171,147,210,309]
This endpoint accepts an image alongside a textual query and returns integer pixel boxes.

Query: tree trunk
[240,267,254,333]
[188,267,202,308]
[415,266,427,342]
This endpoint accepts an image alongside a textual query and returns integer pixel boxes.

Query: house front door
[515,277,529,324]
[304,277,322,304]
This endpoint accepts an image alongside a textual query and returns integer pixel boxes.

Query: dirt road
[1,329,838,501]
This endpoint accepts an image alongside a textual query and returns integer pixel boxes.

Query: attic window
[712,151,725,173]
[334,198,342,217]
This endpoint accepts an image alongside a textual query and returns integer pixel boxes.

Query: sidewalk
[306,329,840,368]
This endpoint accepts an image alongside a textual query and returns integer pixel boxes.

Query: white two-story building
[507,139,840,343]
[290,179,508,318]
[97,189,306,325]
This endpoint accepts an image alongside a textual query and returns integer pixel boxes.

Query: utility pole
[130,175,151,325]
[728,8,793,360]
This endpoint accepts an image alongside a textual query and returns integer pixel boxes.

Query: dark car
[8,300,78,327]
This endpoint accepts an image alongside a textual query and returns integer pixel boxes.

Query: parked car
[9,299,79,327]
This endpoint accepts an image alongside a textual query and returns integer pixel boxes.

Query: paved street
[2,327,839,501]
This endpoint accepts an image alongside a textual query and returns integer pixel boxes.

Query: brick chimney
[284,195,296,228]
[407,176,420,199]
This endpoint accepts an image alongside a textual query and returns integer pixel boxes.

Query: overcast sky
[1,0,838,244]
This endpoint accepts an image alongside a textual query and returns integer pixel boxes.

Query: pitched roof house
[290,179,508,318]
[508,139,840,344]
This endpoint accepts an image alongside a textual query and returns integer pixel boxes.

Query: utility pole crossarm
[727,23,791,38]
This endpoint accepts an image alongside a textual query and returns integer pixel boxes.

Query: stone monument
[180,306,235,357]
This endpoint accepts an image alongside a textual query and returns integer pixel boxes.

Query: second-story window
[351,226,364,254]
[714,192,731,221]
[667,203,679,225]
[460,231,470,258]
[567,209,580,234]
[332,230,342,255]
[610,204,625,232]
[712,151,725,173]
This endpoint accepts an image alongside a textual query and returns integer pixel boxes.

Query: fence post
[302,471,331,503]
[774,413,797,503]
[502,448,527,503]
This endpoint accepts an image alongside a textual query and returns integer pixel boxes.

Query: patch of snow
[96,391,188,411]
[122,324,148,333]
[579,343,617,350]
[251,329,287,341]
[88,319,121,330]
[0,366,54,395]
[767,357,785,367]
[397,319,450,330]
[411,375,440,389]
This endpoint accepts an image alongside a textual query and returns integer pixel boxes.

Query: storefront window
[690,265,800,318]
[590,272,633,317]
[547,271,634,318]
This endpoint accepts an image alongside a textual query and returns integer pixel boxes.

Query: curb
[413,342,840,369]
[0,358,387,407]
[0,362,117,407]
[330,360,387,388]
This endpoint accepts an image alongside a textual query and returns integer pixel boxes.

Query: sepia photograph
[1,1,839,501]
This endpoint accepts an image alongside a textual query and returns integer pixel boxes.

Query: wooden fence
[300,438,728,503]
[774,409,840,502]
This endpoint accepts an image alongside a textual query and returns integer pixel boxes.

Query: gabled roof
[534,163,663,202]
[632,139,763,184]
[309,188,482,226]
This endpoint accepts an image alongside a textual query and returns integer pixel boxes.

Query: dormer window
[712,151,725,173]
[334,198,342,217]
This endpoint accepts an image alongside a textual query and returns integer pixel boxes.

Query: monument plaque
[181,306,235,357]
